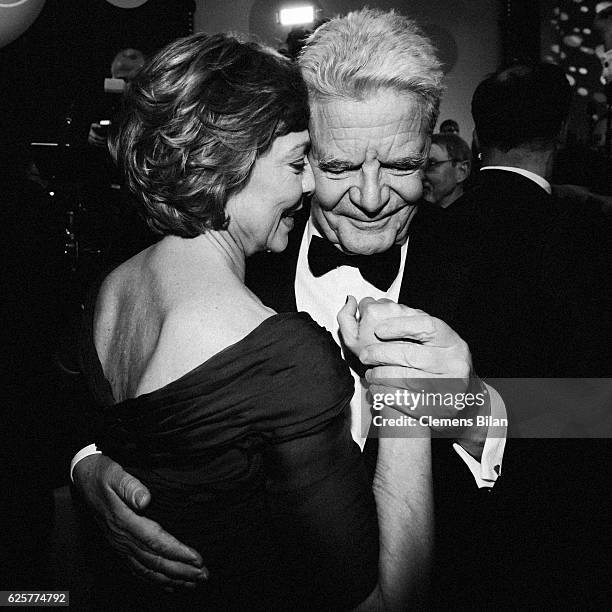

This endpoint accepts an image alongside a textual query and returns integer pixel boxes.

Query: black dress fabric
[81,304,379,610]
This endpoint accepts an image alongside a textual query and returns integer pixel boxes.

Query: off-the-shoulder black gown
[81,302,379,610]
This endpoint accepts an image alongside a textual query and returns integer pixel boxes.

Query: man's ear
[455,160,471,185]
[471,129,480,153]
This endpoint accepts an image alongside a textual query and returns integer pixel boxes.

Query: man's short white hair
[299,8,443,130]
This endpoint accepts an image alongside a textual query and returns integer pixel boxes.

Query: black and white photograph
[2,1,611,610]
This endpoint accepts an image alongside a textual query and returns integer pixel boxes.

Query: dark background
[1,1,194,587]
[0,0,195,150]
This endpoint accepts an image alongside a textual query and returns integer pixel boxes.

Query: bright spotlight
[279,6,314,26]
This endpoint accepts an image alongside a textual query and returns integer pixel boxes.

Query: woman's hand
[337,296,406,358]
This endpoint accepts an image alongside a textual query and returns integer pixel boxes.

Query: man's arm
[72,453,208,588]
[452,382,506,487]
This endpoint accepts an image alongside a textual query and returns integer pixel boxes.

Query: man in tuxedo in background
[71,9,507,604]
[457,62,611,378]
[446,62,612,607]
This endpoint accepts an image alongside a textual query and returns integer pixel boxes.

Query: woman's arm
[355,417,433,611]
[336,296,434,609]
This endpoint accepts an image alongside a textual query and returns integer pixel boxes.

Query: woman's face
[226,130,313,255]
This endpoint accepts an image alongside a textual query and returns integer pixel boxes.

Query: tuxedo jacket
[245,204,498,607]
[447,169,611,379]
[246,172,612,607]
[444,170,611,606]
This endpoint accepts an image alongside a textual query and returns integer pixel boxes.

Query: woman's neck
[172,230,246,281]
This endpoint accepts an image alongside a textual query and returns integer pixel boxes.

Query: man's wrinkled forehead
[308,93,429,160]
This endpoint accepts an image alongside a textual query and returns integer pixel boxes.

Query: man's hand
[338,299,489,456]
[73,454,208,589]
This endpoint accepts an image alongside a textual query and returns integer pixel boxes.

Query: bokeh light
[564,34,584,46]
[548,1,609,127]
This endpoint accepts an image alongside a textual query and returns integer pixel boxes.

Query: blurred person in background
[438,118,459,135]
[422,132,471,208]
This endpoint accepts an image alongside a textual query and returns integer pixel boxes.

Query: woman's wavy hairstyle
[110,33,309,238]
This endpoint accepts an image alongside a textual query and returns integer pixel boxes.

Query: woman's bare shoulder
[96,247,153,307]
[131,288,273,397]
[93,237,276,396]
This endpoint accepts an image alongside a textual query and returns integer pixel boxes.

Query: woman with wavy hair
[80,32,431,610]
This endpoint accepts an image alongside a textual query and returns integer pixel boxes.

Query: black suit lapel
[398,205,472,326]
[397,207,432,308]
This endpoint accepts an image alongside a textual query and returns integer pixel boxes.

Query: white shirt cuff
[452,383,506,488]
[70,443,101,483]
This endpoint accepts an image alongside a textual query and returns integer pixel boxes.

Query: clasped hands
[338,297,489,439]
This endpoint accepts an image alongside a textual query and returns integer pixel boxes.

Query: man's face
[111,48,145,81]
[308,90,428,255]
[422,143,466,209]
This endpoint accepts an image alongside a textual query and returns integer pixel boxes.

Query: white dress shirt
[295,219,506,488]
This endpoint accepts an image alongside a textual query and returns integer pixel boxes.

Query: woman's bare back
[93,236,274,403]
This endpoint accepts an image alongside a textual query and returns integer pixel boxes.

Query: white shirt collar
[307,216,323,241]
[480,166,552,194]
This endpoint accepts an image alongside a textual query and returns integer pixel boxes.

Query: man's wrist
[453,381,506,487]
[454,376,489,461]
[70,443,101,483]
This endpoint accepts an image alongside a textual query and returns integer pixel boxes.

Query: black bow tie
[307,235,401,291]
